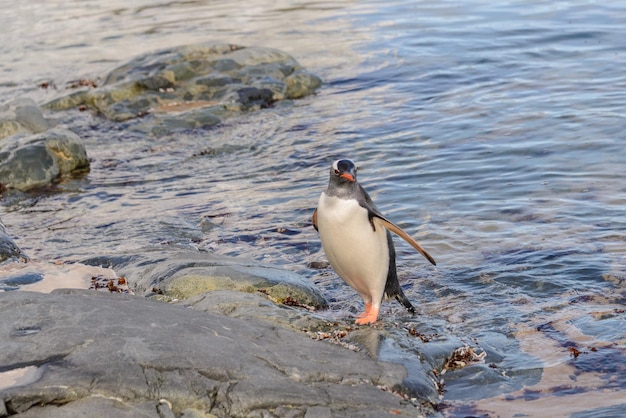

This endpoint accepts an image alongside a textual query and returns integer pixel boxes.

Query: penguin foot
[355,305,379,325]
[357,303,372,319]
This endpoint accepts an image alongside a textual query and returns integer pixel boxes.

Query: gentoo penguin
[312,159,436,325]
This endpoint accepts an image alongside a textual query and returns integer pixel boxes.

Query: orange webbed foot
[355,305,380,325]
[357,303,372,319]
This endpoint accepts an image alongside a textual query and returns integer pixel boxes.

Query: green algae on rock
[44,43,322,133]
[81,248,328,310]
[0,98,88,192]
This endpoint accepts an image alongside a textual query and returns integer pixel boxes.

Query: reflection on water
[0,366,42,392]
[1,0,625,414]
[0,261,118,293]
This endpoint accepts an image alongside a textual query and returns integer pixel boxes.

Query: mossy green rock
[44,43,322,135]
[82,248,328,309]
[0,128,89,191]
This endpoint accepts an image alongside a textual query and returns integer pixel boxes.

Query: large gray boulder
[0,290,434,417]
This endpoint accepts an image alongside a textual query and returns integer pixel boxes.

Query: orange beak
[340,173,355,182]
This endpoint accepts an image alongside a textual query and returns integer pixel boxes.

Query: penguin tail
[394,292,416,314]
[385,230,416,314]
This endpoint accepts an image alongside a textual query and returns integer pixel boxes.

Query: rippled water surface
[1,0,625,415]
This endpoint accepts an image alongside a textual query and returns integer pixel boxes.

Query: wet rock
[78,249,462,408]
[81,248,328,309]
[0,219,28,263]
[44,43,322,135]
[285,69,324,99]
[0,128,89,191]
[236,87,275,110]
[181,290,327,334]
[0,98,54,140]
[0,290,433,417]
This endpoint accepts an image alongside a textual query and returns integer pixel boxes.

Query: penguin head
[330,159,357,184]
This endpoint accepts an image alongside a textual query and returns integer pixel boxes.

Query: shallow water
[1,0,625,415]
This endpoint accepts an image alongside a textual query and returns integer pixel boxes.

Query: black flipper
[357,184,436,266]
[383,230,415,314]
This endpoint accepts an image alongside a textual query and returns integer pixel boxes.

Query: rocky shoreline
[0,244,453,416]
[1,43,447,417]
[0,42,322,193]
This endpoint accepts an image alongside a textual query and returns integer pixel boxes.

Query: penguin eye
[334,169,340,175]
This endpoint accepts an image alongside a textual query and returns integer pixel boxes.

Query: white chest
[316,192,390,297]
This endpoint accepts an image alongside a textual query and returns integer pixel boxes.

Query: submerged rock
[0,98,54,140]
[82,248,328,309]
[44,42,322,135]
[0,290,433,417]
[0,128,89,191]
